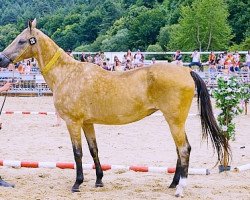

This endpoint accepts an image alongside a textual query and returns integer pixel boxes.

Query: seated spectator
[80,52,87,62]
[126,49,133,62]
[224,52,235,73]
[94,53,101,66]
[245,50,250,69]
[216,53,225,72]
[122,54,128,66]
[100,51,106,62]
[189,50,203,71]
[233,51,240,68]
[208,51,216,65]
[133,49,144,68]
[102,62,111,71]
[87,54,93,63]
[124,59,133,71]
[171,50,183,66]
[114,56,122,71]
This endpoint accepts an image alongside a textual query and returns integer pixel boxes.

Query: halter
[3,35,63,75]
[41,48,63,75]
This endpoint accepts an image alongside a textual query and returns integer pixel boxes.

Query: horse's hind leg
[66,121,84,192]
[82,123,104,187]
[167,121,191,197]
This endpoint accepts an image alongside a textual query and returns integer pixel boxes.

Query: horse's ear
[28,18,37,30]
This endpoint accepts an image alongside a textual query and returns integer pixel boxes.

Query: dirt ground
[0,97,249,200]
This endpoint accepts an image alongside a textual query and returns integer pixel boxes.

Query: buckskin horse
[0,19,230,197]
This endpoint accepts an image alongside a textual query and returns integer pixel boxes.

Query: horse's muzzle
[0,52,11,68]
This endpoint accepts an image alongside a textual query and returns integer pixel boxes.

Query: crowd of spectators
[1,49,250,75]
[171,50,250,74]
[79,49,149,72]
[4,58,38,74]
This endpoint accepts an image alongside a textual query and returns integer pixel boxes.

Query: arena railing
[0,66,249,97]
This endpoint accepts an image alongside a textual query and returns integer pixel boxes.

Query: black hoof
[0,179,15,188]
[71,186,80,193]
[169,182,177,188]
[95,181,104,187]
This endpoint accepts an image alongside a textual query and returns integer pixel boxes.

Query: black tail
[190,71,230,166]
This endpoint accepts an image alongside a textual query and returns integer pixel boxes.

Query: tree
[128,8,166,50]
[168,0,232,51]
[226,0,250,44]
[0,24,19,51]
[77,11,103,44]
[101,29,130,51]
[157,25,172,51]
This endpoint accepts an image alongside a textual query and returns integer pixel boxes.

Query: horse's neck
[35,36,76,91]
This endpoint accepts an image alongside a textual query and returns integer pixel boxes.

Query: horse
[0,19,230,197]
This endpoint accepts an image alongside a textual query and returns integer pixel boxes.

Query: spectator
[87,54,93,63]
[106,58,111,67]
[172,50,183,66]
[94,53,101,66]
[208,51,216,65]
[151,57,156,64]
[134,49,144,67]
[31,57,37,68]
[245,50,250,69]
[126,49,133,62]
[66,49,73,57]
[100,51,106,62]
[17,61,25,74]
[124,59,133,71]
[216,53,225,72]
[233,51,240,68]
[7,63,15,71]
[224,52,236,73]
[24,60,31,74]
[189,50,203,71]
[113,55,122,71]
[122,54,128,66]
[80,52,87,62]
[102,62,111,71]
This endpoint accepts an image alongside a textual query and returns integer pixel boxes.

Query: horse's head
[0,19,38,68]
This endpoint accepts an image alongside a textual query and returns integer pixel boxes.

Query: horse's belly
[86,108,157,125]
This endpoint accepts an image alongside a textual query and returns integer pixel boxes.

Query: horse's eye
[18,39,27,45]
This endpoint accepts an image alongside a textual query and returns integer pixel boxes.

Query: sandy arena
[0,97,249,200]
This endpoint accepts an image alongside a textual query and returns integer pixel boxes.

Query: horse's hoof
[71,187,80,193]
[169,183,177,188]
[0,179,15,188]
[95,181,104,187]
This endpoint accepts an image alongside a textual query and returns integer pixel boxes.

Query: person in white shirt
[189,50,203,71]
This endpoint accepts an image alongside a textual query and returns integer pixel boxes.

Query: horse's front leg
[66,121,84,192]
[82,123,103,187]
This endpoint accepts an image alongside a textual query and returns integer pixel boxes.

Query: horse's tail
[190,71,230,166]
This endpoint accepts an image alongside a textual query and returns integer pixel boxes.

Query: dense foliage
[213,76,250,140]
[0,0,249,52]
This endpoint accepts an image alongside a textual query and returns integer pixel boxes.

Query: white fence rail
[0,70,249,96]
